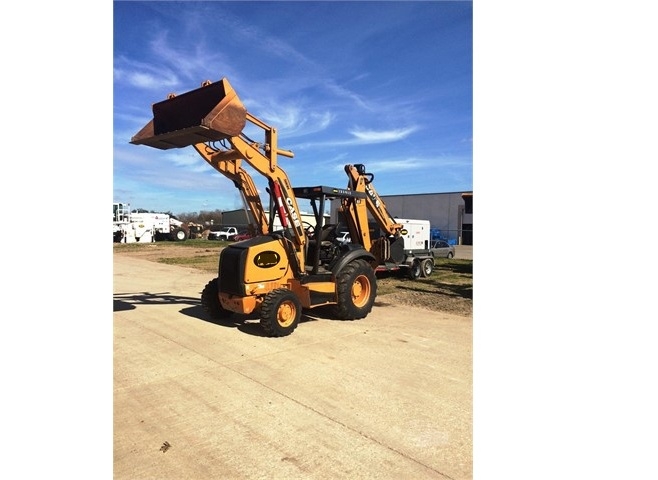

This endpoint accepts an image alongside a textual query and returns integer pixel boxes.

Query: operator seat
[306,224,337,264]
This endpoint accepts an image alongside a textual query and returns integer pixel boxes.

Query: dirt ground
[113,243,472,317]
[377,282,472,317]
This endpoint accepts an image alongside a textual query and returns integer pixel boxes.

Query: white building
[220,208,330,231]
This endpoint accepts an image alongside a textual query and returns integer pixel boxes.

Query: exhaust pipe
[130,78,247,150]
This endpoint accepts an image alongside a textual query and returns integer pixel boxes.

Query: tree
[177,209,224,226]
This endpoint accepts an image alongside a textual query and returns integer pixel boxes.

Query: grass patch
[158,255,219,272]
[432,258,472,283]
[113,239,227,252]
[376,258,473,296]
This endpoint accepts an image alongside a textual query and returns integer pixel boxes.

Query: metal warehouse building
[221,191,473,246]
[330,191,473,246]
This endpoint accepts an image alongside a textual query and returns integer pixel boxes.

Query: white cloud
[113,61,179,91]
[242,103,335,139]
[293,125,418,150]
[349,126,418,143]
[358,158,428,172]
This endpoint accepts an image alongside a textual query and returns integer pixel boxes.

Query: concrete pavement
[114,255,472,479]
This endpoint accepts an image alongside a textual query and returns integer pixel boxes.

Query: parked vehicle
[113,202,192,243]
[336,231,351,244]
[430,240,455,259]
[209,226,239,241]
[232,231,254,241]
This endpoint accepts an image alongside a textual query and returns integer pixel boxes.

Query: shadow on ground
[114,291,351,337]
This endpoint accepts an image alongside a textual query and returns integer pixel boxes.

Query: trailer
[373,218,436,279]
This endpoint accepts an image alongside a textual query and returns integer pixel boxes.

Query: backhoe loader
[130,78,378,337]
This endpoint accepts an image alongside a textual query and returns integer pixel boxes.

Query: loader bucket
[130,78,247,150]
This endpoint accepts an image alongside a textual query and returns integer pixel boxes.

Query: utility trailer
[372,218,436,279]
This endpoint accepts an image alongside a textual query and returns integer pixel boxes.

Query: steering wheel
[302,221,315,238]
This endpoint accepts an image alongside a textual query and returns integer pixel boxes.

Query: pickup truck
[208,226,239,241]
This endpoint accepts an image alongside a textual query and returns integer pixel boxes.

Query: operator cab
[292,185,368,275]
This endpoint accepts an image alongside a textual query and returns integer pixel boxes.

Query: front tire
[333,259,377,320]
[201,278,232,319]
[260,289,302,337]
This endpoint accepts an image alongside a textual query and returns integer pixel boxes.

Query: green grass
[376,258,473,296]
[113,238,228,252]
[113,239,225,272]
[430,258,472,284]
[159,255,220,270]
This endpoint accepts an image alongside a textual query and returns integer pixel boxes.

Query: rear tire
[333,259,377,320]
[447,251,454,259]
[420,258,434,277]
[260,289,302,337]
[201,278,232,319]
[407,259,422,280]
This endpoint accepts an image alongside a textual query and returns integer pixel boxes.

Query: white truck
[208,226,239,241]
[113,202,189,243]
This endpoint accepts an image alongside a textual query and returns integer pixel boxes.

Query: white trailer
[375,218,436,279]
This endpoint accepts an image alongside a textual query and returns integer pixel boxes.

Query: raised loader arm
[192,143,269,236]
[130,78,308,272]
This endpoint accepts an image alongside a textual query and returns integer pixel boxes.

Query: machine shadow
[113,291,200,310]
[113,291,321,337]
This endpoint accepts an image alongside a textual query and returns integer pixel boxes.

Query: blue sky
[113,1,472,215]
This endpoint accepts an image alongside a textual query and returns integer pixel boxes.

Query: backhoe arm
[342,164,405,266]
[344,164,403,235]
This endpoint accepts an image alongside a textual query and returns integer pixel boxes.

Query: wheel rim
[277,300,297,328]
[423,262,432,275]
[351,274,371,307]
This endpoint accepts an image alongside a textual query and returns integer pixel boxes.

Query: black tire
[333,259,377,320]
[447,251,454,259]
[201,278,232,319]
[170,227,187,241]
[260,289,302,337]
[407,259,422,280]
[420,258,434,277]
